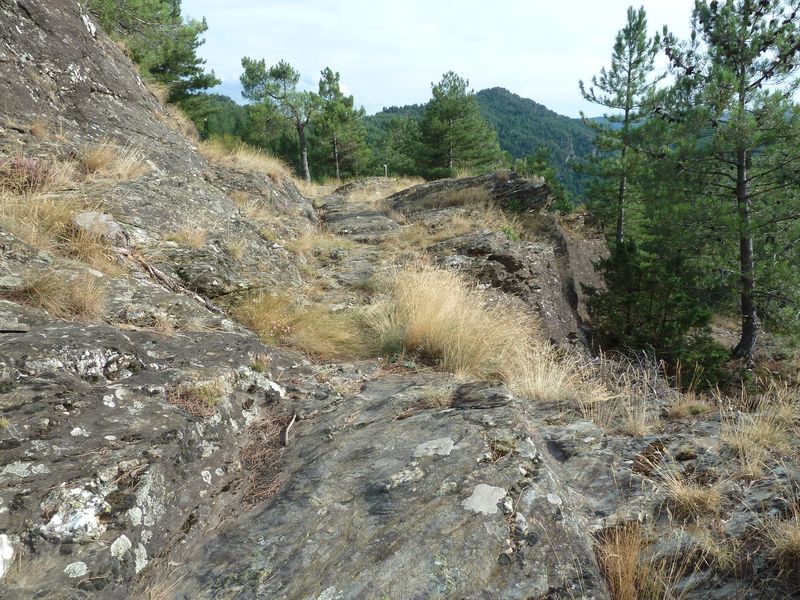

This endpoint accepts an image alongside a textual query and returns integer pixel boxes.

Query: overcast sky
[182,0,695,117]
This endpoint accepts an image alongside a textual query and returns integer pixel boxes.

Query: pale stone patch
[462,484,507,515]
[413,437,455,458]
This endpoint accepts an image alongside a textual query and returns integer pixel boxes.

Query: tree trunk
[732,146,758,360]
[616,143,627,246]
[333,130,340,180]
[297,122,311,182]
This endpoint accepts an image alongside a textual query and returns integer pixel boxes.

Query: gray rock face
[1,3,797,600]
[171,375,607,600]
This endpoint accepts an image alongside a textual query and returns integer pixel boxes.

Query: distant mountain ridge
[365,87,594,195]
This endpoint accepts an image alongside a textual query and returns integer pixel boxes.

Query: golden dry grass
[596,523,643,600]
[198,138,291,182]
[67,230,125,276]
[2,270,107,322]
[595,522,699,600]
[342,177,425,205]
[0,157,78,194]
[29,118,49,139]
[667,392,715,419]
[230,191,281,226]
[578,353,662,435]
[165,226,207,249]
[652,461,723,521]
[0,192,84,251]
[235,293,366,359]
[762,504,800,575]
[225,236,248,261]
[364,263,585,401]
[721,384,796,478]
[0,192,124,275]
[80,140,148,181]
[281,225,357,259]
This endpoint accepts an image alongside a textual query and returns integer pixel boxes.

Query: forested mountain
[366,87,594,194]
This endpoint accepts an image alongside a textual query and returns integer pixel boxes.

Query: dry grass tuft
[721,383,796,478]
[67,230,125,276]
[29,118,49,139]
[652,460,723,521]
[230,191,281,226]
[80,140,148,181]
[165,226,207,249]
[579,352,663,435]
[282,225,356,259]
[342,177,425,205]
[225,236,248,261]
[2,270,107,322]
[364,263,585,401]
[0,157,78,194]
[595,523,644,600]
[595,522,697,600]
[167,378,226,418]
[667,392,715,419]
[762,502,800,576]
[0,192,84,250]
[236,293,365,359]
[199,138,291,182]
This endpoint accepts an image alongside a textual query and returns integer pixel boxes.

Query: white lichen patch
[40,487,110,541]
[386,466,425,490]
[111,534,132,559]
[0,535,14,579]
[103,395,116,408]
[134,543,148,573]
[64,561,88,578]
[1,461,49,479]
[461,484,507,515]
[127,506,143,526]
[413,437,455,458]
[70,427,89,437]
[201,470,212,485]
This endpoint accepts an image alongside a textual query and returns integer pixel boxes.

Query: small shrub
[0,157,69,193]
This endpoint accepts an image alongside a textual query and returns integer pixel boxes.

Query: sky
[182,0,695,118]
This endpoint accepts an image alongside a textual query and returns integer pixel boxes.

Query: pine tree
[662,0,800,359]
[579,6,661,246]
[313,68,371,180]
[88,0,218,99]
[418,72,502,179]
[240,58,320,182]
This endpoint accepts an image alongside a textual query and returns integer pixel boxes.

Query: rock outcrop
[1,3,798,600]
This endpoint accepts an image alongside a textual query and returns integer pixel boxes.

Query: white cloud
[184,0,694,116]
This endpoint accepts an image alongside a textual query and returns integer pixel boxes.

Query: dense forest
[87,0,799,386]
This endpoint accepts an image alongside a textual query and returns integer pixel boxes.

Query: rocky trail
[1,2,798,599]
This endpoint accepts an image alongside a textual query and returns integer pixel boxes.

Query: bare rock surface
[1,3,797,600]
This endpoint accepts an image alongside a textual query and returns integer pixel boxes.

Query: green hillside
[365,87,594,195]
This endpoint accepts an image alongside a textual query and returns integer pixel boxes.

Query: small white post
[384,164,388,178]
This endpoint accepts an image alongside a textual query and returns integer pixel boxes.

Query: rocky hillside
[1,2,799,600]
